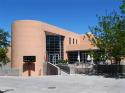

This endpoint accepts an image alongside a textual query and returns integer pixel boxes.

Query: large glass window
[68,51,89,64]
[68,52,78,64]
[46,35,64,64]
[80,52,88,63]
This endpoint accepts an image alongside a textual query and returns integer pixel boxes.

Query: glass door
[49,54,59,64]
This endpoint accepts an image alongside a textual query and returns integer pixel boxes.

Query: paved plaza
[0,75,125,93]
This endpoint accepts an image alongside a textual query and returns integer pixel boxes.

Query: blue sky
[0,0,122,35]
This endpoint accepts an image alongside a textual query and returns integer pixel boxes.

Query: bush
[57,59,68,65]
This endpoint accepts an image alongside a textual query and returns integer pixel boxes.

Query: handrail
[47,62,61,75]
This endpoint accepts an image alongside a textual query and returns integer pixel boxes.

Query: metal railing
[47,62,61,75]
[0,68,20,76]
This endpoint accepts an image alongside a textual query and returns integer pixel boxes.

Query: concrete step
[60,70,69,75]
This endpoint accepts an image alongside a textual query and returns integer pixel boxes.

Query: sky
[0,0,122,35]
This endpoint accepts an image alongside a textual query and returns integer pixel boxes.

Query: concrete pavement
[0,75,125,93]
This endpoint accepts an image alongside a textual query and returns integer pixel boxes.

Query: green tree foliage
[0,29,10,65]
[88,50,106,64]
[89,11,125,64]
[120,0,125,14]
[57,59,68,65]
[0,48,10,65]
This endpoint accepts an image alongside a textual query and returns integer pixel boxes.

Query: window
[68,52,78,64]
[46,35,64,63]
[80,52,88,63]
[69,37,71,44]
[73,38,74,44]
[76,39,77,44]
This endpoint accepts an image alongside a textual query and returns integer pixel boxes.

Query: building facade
[11,20,97,76]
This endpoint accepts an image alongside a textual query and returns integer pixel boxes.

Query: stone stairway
[60,70,69,75]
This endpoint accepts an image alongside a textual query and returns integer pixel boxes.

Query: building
[11,20,97,76]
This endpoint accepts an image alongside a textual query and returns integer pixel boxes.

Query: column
[77,51,80,63]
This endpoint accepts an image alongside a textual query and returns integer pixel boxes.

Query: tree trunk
[115,57,121,75]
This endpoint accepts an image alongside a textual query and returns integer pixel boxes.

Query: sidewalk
[0,75,125,93]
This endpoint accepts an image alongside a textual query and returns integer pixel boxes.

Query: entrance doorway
[49,54,59,64]
[46,35,64,64]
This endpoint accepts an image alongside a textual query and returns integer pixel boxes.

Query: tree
[120,0,125,14]
[88,11,125,65]
[0,48,10,65]
[0,29,10,65]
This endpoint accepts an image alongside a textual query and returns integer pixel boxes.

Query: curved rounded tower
[11,20,46,76]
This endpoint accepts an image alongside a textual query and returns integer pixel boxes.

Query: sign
[23,56,36,62]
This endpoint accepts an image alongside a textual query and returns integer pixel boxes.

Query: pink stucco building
[11,20,97,76]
